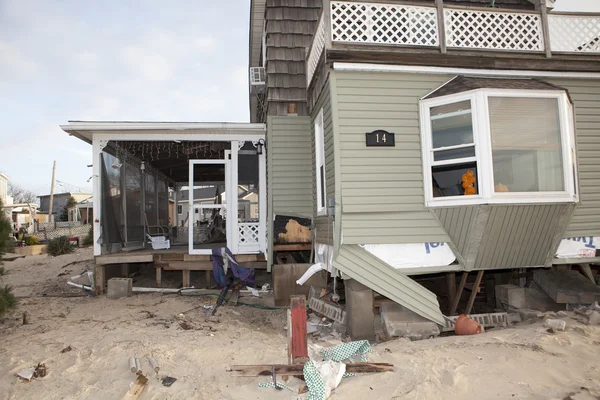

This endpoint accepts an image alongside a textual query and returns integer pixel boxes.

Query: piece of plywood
[121,375,148,400]
[273,264,327,306]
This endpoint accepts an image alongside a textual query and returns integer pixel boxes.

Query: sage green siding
[336,244,445,325]
[548,79,600,237]
[435,204,574,270]
[333,70,450,244]
[312,79,335,245]
[267,116,313,219]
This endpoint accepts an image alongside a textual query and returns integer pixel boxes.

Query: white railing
[238,222,260,252]
[307,11,327,86]
[548,14,600,53]
[330,2,439,47]
[444,8,544,51]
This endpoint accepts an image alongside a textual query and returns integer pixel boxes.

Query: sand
[1,250,599,400]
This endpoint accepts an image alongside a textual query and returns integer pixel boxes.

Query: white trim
[315,108,327,217]
[421,88,578,207]
[62,121,265,132]
[92,138,102,256]
[333,63,600,79]
[258,147,267,254]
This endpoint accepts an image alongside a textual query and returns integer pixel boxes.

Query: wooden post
[465,270,484,315]
[288,295,308,364]
[435,0,447,53]
[48,161,57,223]
[94,265,105,296]
[182,270,191,288]
[205,270,211,289]
[539,2,552,58]
[446,271,456,313]
[579,264,596,284]
[156,266,162,288]
[450,271,468,316]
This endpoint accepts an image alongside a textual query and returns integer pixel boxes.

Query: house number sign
[365,130,395,147]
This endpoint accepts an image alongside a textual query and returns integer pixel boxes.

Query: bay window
[420,88,577,206]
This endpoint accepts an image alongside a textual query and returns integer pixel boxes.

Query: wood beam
[446,271,456,313]
[465,270,484,315]
[579,264,596,284]
[230,362,394,377]
[288,295,309,364]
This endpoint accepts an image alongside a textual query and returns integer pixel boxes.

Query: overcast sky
[0,0,598,196]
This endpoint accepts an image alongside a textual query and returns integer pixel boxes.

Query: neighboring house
[248,0,600,325]
[60,0,600,328]
[0,173,9,207]
[38,192,92,220]
[69,196,94,224]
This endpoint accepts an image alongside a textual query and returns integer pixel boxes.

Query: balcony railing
[306,1,600,86]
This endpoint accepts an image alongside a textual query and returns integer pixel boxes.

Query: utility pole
[48,161,57,223]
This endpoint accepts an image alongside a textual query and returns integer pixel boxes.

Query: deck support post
[450,271,468,316]
[579,264,596,284]
[465,270,484,315]
[446,271,456,313]
[156,267,162,288]
[182,270,191,288]
[94,265,106,296]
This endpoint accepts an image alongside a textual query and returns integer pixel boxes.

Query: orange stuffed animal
[461,170,476,195]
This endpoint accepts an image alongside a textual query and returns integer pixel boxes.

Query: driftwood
[121,375,148,400]
[229,362,394,377]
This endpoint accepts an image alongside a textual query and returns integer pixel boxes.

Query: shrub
[24,235,39,246]
[0,285,17,316]
[82,226,93,247]
[47,236,75,257]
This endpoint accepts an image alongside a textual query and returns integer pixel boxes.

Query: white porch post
[92,138,107,256]
[230,143,239,254]
[259,146,267,254]
[188,162,193,253]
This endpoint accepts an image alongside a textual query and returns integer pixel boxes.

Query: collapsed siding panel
[334,70,451,244]
[547,79,600,237]
[267,116,313,218]
[312,78,335,245]
[336,244,445,324]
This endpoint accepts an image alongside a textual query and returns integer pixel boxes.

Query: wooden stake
[450,272,468,316]
[446,271,456,313]
[465,270,484,315]
[288,295,308,364]
[579,264,596,284]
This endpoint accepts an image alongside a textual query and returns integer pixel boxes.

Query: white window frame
[315,108,327,216]
[420,89,578,207]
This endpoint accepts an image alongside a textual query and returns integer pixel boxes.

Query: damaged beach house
[60,0,600,339]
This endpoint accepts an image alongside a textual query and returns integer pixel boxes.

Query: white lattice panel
[239,222,260,245]
[444,8,543,51]
[331,1,439,47]
[307,12,326,86]
[548,14,600,53]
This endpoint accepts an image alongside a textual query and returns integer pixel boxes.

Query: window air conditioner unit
[249,67,266,93]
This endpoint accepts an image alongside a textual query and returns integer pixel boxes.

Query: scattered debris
[16,368,35,381]
[22,311,29,325]
[148,357,159,373]
[230,362,394,377]
[60,345,72,353]
[34,363,46,378]
[135,359,142,375]
[129,356,137,374]
[179,321,193,330]
[161,376,177,387]
[454,314,483,335]
[545,319,566,332]
[140,311,156,319]
[123,374,148,399]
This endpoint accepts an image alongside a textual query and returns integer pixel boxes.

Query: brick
[380,302,440,341]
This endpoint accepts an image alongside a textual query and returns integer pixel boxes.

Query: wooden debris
[34,363,46,378]
[121,374,148,400]
[60,345,72,353]
[230,362,394,377]
[288,295,308,364]
[22,311,29,325]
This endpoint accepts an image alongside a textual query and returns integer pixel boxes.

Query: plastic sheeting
[359,243,456,269]
[555,237,599,259]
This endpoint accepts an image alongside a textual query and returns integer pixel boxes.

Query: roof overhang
[60,121,267,144]
[249,0,266,69]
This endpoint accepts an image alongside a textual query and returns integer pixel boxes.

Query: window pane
[489,97,564,192]
[431,100,474,149]
[433,146,476,162]
[432,162,478,197]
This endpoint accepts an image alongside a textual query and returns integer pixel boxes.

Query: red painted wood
[289,295,308,362]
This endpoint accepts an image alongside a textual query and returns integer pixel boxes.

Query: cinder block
[495,284,526,310]
[344,279,375,341]
[380,302,440,340]
[107,278,133,299]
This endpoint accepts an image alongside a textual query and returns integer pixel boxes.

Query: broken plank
[121,375,148,400]
[230,362,394,377]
